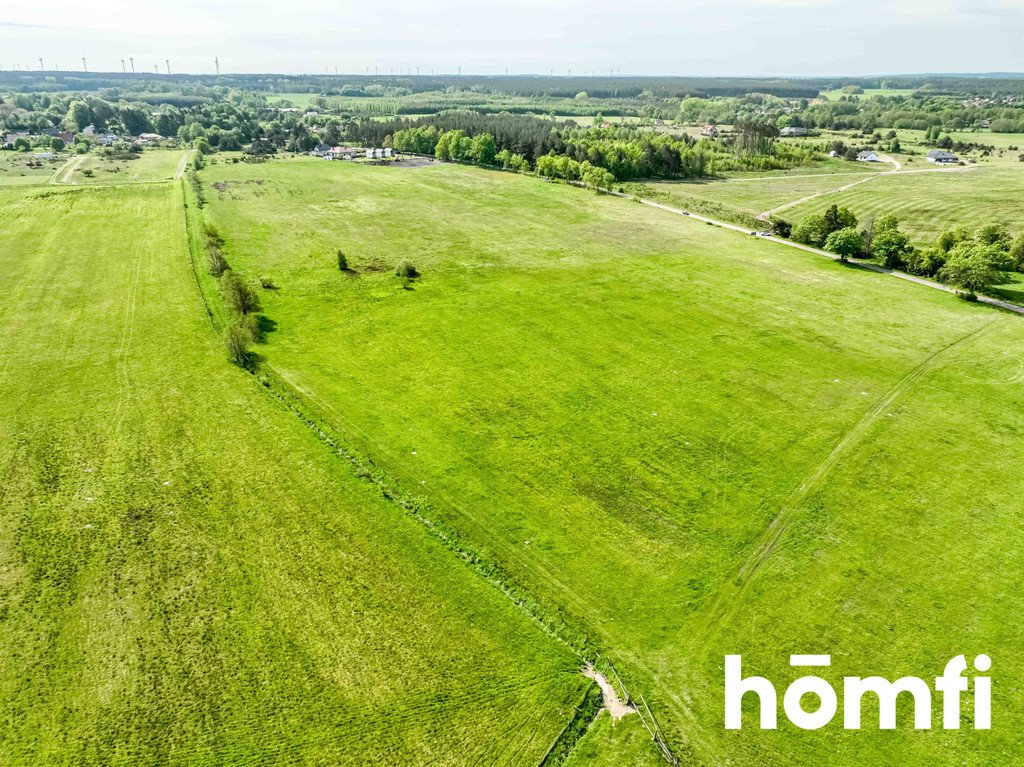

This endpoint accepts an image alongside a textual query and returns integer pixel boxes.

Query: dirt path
[757,171,883,220]
[174,151,193,180]
[755,159,975,221]
[583,666,635,720]
[50,155,84,185]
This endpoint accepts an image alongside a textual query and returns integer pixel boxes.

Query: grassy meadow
[71,148,190,185]
[0,150,65,186]
[783,163,1024,245]
[0,181,592,766]
[633,168,883,224]
[200,156,1024,766]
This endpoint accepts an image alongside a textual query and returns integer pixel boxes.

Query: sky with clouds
[1,0,1020,76]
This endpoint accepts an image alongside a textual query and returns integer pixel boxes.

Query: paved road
[602,188,1024,316]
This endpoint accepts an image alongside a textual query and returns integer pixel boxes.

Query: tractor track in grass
[174,151,193,180]
[50,155,84,185]
[755,159,978,221]
[691,319,997,650]
[111,241,144,435]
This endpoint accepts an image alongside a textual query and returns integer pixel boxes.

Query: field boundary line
[177,176,681,767]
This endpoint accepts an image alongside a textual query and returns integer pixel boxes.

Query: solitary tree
[582,166,615,191]
[337,250,348,271]
[793,214,831,247]
[824,227,865,262]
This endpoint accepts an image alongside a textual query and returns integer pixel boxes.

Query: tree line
[786,204,1023,298]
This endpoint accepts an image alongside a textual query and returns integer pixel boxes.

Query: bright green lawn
[0,182,589,766]
[783,164,1024,245]
[202,157,1024,766]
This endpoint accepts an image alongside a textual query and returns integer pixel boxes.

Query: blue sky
[1,0,1020,76]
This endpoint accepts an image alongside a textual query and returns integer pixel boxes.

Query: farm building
[857,150,880,162]
[700,124,719,137]
[927,149,959,164]
[781,126,809,137]
[41,129,75,144]
[311,145,362,160]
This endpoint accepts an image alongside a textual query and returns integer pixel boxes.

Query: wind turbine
[121,58,127,73]
[165,59,170,75]
[81,56,87,72]
[38,57,44,71]
[129,56,135,73]
[215,55,220,75]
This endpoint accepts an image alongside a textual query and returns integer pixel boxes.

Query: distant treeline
[5,71,1024,99]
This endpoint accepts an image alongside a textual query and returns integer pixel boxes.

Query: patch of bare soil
[583,665,636,720]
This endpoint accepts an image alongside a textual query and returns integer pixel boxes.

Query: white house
[82,124,96,136]
[856,150,880,162]
[99,133,119,146]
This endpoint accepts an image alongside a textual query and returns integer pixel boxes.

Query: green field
[819,88,918,101]
[199,157,1024,766]
[68,149,190,185]
[634,167,885,224]
[0,182,592,766]
[783,164,1024,244]
[0,151,65,186]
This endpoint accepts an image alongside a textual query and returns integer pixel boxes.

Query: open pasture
[201,157,1024,766]
[783,163,1024,244]
[0,181,588,767]
[0,151,65,186]
[69,148,190,185]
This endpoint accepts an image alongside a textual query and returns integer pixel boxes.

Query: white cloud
[0,0,1020,75]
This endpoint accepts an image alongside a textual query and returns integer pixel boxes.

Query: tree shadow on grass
[256,315,277,341]
[988,273,1024,305]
